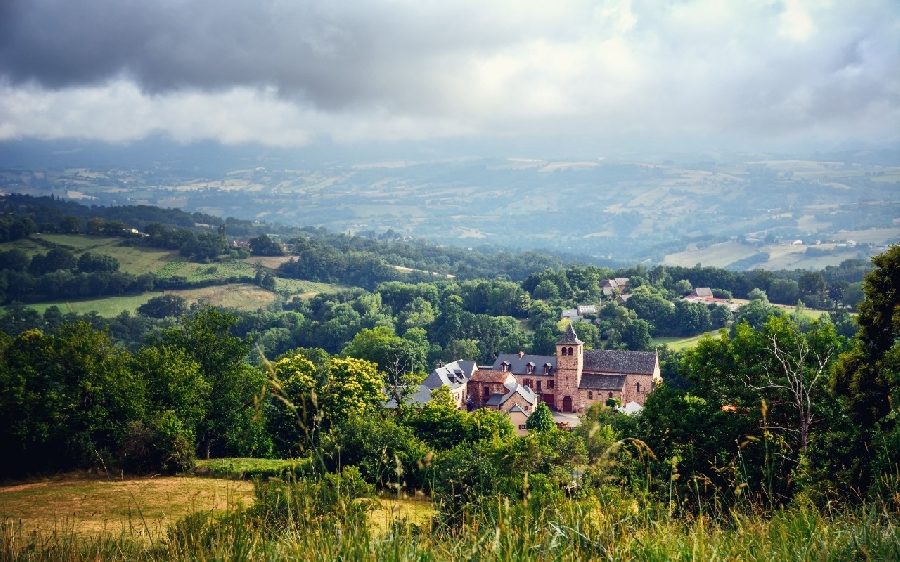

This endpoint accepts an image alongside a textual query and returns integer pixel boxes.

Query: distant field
[167,284,277,310]
[662,240,869,271]
[274,277,345,298]
[662,241,757,268]
[25,234,182,276]
[23,292,165,317]
[653,333,717,351]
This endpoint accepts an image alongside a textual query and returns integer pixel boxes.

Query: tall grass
[3,478,897,561]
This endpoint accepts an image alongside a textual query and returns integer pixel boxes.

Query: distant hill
[2,146,898,265]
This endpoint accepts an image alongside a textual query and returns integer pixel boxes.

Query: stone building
[490,324,661,413]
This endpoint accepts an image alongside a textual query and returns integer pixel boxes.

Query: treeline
[0,246,155,303]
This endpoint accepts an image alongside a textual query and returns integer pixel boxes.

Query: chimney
[518,350,525,359]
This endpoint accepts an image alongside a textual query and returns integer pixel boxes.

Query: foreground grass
[2,475,897,561]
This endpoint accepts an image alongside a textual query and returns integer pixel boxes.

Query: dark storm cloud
[0,0,513,110]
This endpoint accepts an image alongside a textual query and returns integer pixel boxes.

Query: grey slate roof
[582,349,658,375]
[485,393,506,407]
[423,360,478,391]
[558,323,583,345]
[492,354,556,376]
[579,374,627,390]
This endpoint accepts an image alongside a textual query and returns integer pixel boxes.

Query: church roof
[583,350,657,375]
[579,374,627,390]
[557,323,583,345]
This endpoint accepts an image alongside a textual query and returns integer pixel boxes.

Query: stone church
[468,324,661,413]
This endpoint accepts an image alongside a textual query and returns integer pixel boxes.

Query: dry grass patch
[0,476,253,540]
[241,256,296,269]
[369,495,435,535]
[168,284,276,311]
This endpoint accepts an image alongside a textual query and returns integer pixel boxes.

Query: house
[560,304,598,322]
[387,359,477,409]
[422,360,478,409]
[467,369,539,415]
[489,325,661,413]
[682,287,740,312]
[509,404,530,435]
[601,278,630,298]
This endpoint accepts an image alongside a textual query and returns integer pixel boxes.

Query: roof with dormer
[557,323,583,345]
[423,360,478,391]
[492,354,556,376]
[582,349,658,375]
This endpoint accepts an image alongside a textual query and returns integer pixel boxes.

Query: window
[636,382,641,394]
[608,392,613,399]
[588,391,593,399]
[525,362,534,374]
[501,361,510,372]
[483,386,490,398]
[548,380,555,389]
[543,363,552,374]
[536,380,542,391]
[519,424,527,430]
[524,379,532,388]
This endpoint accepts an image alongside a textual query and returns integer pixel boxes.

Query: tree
[59,215,81,234]
[157,305,261,458]
[138,294,188,318]
[322,357,385,422]
[749,317,841,450]
[342,326,427,407]
[525,402,555,432]
[249,234,285,256]
[834,245,900,427]
[266,350,323,456]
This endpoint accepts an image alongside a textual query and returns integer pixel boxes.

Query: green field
[24,293,165,317]
[653,332,718,351]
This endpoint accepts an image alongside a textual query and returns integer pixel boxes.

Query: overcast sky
[1,0,898,153]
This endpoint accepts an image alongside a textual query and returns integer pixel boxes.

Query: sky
[1,0,898,154]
